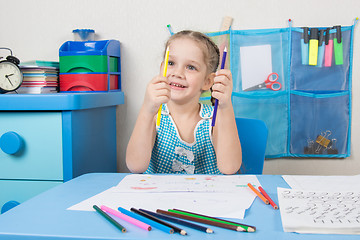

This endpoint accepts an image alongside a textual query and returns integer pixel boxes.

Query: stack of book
[18,60,59,94]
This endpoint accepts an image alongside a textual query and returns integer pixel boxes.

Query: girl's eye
[168,61,174,66]
[187,65,197,71]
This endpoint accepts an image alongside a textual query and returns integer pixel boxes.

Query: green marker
[333,25,343,65]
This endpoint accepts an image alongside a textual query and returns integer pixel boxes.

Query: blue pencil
[211,47,228,127]
[140,208,213,233]
[118,207,174,234]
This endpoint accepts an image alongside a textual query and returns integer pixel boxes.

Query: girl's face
[164,38,214,105]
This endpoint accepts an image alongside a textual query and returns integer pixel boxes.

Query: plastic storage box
[59,40,121,92]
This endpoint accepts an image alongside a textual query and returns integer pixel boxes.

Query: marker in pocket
[309,28,319,66]
[317,29,325,67]
[333,25,343,65]
[324,28,333,67]
[301,27,309,65]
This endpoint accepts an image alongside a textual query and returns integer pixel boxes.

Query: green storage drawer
[59,55,118,73]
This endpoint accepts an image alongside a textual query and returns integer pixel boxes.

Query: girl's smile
[169,81,187,89]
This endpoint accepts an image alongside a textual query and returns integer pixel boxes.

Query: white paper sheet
[240,44,272,90]
[68,174,261,219]
[278,187,360,235]
[282,175,360,191]
[115,174,256,193]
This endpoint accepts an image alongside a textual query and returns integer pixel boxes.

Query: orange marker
[247,183,269,205]
[258,186,279,210]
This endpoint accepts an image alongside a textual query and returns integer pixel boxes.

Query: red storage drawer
[60,73,118,92]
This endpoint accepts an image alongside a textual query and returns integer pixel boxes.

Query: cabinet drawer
[0,112,63,180]
[0,179,62,213]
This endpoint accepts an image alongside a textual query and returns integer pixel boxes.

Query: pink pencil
[101,205,152,231]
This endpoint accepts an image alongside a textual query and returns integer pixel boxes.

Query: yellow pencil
[156,46,170,126]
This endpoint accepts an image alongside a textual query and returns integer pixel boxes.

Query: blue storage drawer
[0,112,63,180]
[0,180,62,214]
[0,92,124,214]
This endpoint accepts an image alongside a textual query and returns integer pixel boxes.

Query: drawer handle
[0,131,24,155]
[1,200,20,214]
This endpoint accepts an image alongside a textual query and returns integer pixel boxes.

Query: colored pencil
[137,209,187,235]
[118,207,174,234]
[156,46,170,127]
[258,186,279,210]
[247,183,270,205]
[169,209,253,232]
[101,205,152,231]
[143,209,214,233]
[172,208,256,232]
[156,209,244,232]
[211,46,227,127]
[93,205,126,233]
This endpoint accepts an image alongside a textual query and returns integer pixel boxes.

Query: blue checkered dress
[145,103,222,174]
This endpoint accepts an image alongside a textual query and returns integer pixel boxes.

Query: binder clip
[315,130,332,154]
[327,139,338,154]
[304,139,315,154]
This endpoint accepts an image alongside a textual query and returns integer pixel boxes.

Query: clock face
[0,61,23,92]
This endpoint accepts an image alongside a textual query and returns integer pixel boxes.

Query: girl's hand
[212,69,233,109]
[143,75,171,115]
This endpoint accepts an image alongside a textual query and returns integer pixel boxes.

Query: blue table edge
[0,91,124,110]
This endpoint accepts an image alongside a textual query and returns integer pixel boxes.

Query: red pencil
[258,186,278,210]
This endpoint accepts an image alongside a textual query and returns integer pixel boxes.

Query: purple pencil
[211,47,227,127]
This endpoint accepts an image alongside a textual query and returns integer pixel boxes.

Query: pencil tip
[180,230,187,235]
[248,227,256,232]
[237,226,246,232]
[206,229,214,233]
[224,46,227,52]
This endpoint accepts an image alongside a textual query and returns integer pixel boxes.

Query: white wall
[2,0,359,175]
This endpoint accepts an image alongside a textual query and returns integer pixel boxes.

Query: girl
[126,30,242,174]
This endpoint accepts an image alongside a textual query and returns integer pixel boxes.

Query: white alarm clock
[0,56,23,93]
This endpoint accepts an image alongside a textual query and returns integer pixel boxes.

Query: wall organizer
[206,18,358,158]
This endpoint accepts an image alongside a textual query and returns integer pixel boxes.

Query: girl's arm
[126,75,170,173]
[211,69,242,174]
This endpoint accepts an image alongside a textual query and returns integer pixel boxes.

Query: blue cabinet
[0,92,124,213]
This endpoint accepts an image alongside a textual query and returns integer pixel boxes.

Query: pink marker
[101,205,152,231]
[324,28,333,67]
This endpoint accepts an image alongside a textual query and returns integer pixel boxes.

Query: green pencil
[169,209,255,232]
[93,205,127,233]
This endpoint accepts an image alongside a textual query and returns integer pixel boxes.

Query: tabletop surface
[0,91,124,110]
[0,173,358,240]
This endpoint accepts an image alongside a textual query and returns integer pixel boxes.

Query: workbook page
[278,187,360,234]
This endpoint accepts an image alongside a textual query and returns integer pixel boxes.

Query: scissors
[244,73,282,91]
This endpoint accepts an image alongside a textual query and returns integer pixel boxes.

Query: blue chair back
[235,118,268,174]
